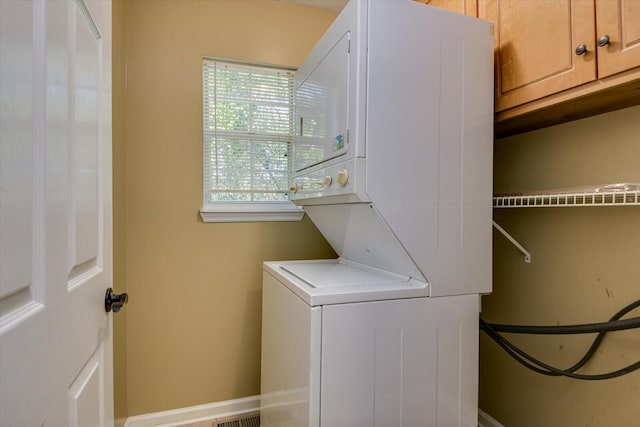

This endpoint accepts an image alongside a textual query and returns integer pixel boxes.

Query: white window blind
[203,59,294,205]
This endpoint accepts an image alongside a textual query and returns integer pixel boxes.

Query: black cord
[481,319,640,380]
[487,316,640,335]
[480,298,640,380]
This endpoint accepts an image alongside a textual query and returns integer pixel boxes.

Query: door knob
[575,44,587,55]
[597,35,610,47]
[105,287,128,313]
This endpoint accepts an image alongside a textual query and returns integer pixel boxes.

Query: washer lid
[281,259,403,288]
[265,259,429,306]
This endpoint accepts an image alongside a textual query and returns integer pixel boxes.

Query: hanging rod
[492,221,531,263]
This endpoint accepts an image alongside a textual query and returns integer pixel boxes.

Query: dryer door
[293,31,350,172]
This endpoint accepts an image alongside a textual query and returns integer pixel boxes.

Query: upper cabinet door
[595,0,640,78]
[480,0,596,112]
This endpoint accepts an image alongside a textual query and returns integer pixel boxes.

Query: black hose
[487,316,640,335]
[480,298,640,380]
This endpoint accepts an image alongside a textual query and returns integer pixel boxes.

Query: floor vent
[214,412,259,427]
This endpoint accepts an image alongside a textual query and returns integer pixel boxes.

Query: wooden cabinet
[595,0,640,78]
[414,0,478,17]
[481,0,596,111]
[479,0,640,136]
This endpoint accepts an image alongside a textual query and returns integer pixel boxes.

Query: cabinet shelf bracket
[492,220,531,263]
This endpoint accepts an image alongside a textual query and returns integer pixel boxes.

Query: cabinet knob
[575,44,587,55]
[597,35,610,47]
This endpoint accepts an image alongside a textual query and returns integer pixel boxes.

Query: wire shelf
[494,190,640,208]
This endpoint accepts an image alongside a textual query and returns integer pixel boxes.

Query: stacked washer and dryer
[260,1,494,426]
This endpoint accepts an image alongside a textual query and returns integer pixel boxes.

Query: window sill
[200,202,305,223]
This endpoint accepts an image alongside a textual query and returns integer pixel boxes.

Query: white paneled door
[1,0,114,426]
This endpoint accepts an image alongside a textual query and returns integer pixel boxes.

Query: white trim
[124,400,501,427]
[202,55,296,72]
[200,202,305,222]
[124,395,260,427]
[479,409,506,427]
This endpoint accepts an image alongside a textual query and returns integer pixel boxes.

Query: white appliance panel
[292,0,367,175]
[294,32,350,172]
[260,272,321,427]
[294,204,425,282]
[260,263,479,427]
[290,158,368,203]
[365,1,494,296]
[320,294,479,427]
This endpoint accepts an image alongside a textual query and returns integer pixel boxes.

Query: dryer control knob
[336,169,349,186]
[289,183,301,193]
[323,176,333,186]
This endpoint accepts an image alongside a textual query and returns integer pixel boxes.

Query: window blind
[203,59,294,203]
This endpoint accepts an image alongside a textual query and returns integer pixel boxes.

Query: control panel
[290,159,367,204]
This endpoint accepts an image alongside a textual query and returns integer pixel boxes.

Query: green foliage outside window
[203,60,293,203]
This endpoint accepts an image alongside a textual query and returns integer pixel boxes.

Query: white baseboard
[124,399,502,427]
[123,395,260,427]
[478,408,505,427]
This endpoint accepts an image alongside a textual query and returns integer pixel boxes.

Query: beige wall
[482,106,640,426]
[113,0,337,417]
[114,0,640,421]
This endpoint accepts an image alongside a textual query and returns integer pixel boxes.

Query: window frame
[199,57,303,223]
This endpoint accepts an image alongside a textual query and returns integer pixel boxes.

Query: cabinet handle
[575,44,587,55]
[597,35,610,47]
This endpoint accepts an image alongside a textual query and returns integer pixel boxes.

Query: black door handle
[105,287,128,313]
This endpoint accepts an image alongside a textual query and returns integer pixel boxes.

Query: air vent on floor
[215,412,259,427]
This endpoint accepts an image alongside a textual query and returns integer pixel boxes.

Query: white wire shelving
[492,184,640,263]
[493,189,640,208]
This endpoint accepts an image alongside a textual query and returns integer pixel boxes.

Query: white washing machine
[261,0,494,426]
[260,259,480,427]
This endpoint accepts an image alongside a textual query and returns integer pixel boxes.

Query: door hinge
[347,39,351,53]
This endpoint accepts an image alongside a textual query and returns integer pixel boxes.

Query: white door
[0,0,115,426]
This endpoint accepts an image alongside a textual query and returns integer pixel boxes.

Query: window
[200,58,303,222]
